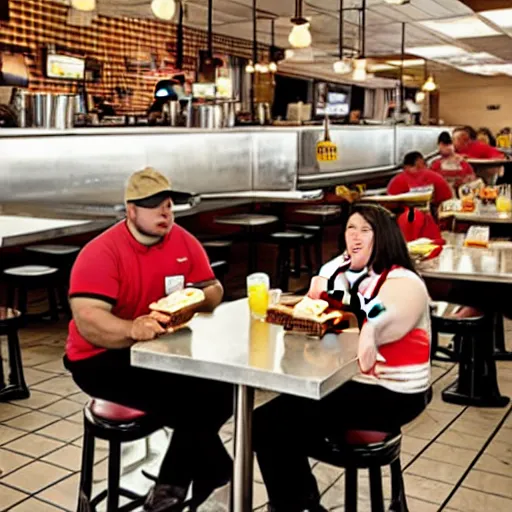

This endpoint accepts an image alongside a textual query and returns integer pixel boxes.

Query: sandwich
[266,296,344,337]
[149,288,205,330]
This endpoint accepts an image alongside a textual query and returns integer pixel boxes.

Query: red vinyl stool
[311,430,408,512]
[78,399,163,512]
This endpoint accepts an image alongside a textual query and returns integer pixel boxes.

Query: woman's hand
[358,323,378,373]
[307,276,328,300]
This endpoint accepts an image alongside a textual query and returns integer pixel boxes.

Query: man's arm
[192,280,223,313]
[71,297,169,348]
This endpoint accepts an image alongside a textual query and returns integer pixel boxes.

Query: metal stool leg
[345,467,358,512]
[389,459,408,512]
[106,440,122,512]
[78,423,96,510]
[369,466,384,512]
[0,327,30,400]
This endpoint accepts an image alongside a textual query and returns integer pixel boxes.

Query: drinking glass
[247,273,270,320]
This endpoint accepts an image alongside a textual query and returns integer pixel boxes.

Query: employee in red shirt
[430,132,476,191]
[387,151,453,206]
[64,167,232,512]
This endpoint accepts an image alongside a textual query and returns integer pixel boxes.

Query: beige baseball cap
[125,167,177,208]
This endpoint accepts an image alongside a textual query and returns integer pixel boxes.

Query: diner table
[418,238,511,407]
[0,215,113,248]
[131,299,359,512]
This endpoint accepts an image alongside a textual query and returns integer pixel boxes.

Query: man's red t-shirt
[66,221,215,361]
[430,157,476,190]
[387,168,453,205]
[457,140,504,160]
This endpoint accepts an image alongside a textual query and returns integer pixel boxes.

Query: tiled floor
[1,317,511,512]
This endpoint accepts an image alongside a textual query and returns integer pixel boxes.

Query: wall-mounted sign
[316,116,338,163]
[0,52,29,87]
[192,82,216,99]
[46,54,85,80]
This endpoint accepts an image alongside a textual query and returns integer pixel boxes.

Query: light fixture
[245,61,255,74]
[289,0,312,48]
[422,75,437,92]
[352,58,367,81]
[151,0,177,21]
[420,16,499,39]
[387,59,424,67]
[415,91,425,103]
[480,8,512,29]
[269,61,278,73]
[333,59,353,74]
[71,0,96,11]
[406,45,468,59]
[289,23,312,49]
[384,0,410,4]
[458,63,512,77]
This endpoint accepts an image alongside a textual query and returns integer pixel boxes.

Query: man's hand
[358,323,378,373]
[307,276,328,300]
[130,315,167,341]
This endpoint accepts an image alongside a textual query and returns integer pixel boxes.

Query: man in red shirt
[430,131,476,192]
[64,167,232,512]
[387,151,453,206]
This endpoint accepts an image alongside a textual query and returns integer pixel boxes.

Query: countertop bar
[132,300,360,400]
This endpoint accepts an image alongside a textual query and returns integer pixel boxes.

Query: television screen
[314,81,351,118]
[46,54,85,80]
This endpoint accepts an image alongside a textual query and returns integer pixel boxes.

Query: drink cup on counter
[247,273,270,320]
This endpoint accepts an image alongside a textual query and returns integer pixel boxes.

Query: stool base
[442,380,510,408]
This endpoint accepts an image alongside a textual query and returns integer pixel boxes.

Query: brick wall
[0,0,266,113]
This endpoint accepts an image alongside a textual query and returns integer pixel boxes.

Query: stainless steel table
[439,210,512,226]
[131,299,359,512]
[0,215,112,247]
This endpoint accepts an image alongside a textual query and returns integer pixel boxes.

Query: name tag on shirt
[165,275,185,295]
[441,160,462,171]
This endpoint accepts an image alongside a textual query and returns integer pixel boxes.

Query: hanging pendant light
[71,0,96,11]
[352,58,367,81]
[289,0,312,49]
[422,75,437,92]
[415,91,425,103]
[151,0,177,21]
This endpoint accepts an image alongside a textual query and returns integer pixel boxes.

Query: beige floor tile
[436,430,486,451]
[65,411,83,425]
[461,407,509,425]
[5,411,59,432]
[0,483,28,510]
[422,442,477,468]
[1,460,71,494]
[405,457,466,485]
[474,441,512,478]
[401,435,429,456]
[0,425,26,446]
[403,410,458,440]
[312,461,343,492]
[33,376,80,397]
[462,469,512,499]
[36,419,83,442]
[67,391,89,405]
[0,448,32,477]
[10,389,61,410]
[402,474,453,505]
[22,368,55,386]
[37,473,80,511]
[5,433,64,458]
[426,395,465,415]
[493,427,512,446]
[33,359,68,375]
[0,403,30,423]
[401,497,441,512]
[448,486,512,511]
[42,444,83,472]
[448,417,496,439]
[19,347,63,367]
[40,399,84,419]
[8,497,64,511]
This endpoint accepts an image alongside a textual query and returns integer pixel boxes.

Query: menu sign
[46,54,85,80]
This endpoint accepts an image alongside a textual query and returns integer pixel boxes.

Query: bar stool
[25,244,80,314]
[431,304,510,407]
[311,430,408,512]
[0,307,29,402]
[266,231,314,292]
[3,265,60,322]
[78,399,164,512]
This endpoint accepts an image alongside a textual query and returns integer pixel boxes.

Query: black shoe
[144,484,187,512]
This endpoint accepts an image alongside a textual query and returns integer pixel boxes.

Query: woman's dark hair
[438,131,452,145]
[454,125,477,140]
[477,127,497,147]
[403,151,424,168]
[345,203,417,275]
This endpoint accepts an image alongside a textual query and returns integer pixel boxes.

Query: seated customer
[431,132,476,190]
[253,203,432,512]
[64,167,233,512]
[387,151,453,206]
[453,125,504,160]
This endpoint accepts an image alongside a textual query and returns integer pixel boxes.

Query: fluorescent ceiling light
[384,0,410,4]
[387,59,425,67]
[420,16,499,39]
[458,64,512,76]
[438,52,502,67]
[480,9,512,29]
[406,45,468,59]
[368,63,394,71]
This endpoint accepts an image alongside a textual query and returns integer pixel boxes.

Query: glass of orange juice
[247,273,270,320]
[496,195,512,213]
